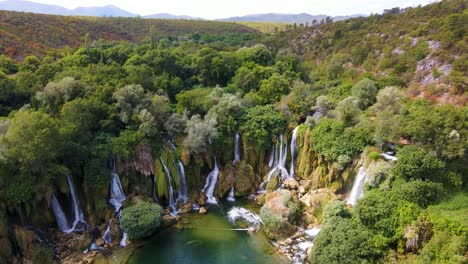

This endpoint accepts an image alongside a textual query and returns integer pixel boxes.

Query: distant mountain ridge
[0,0,136,17]
[219,13,364,23]
[0,0,362,22]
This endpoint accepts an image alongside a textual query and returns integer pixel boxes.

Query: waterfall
[234,132,241,164]
[290,126,299,179]
[50,195,70,232]
[259,135,289,192]
[175,160,188,204]
[120,232,128,247]
[109,165,126,212]
[202,158,220,204]
[102,220,112,244]
[228,132,241,202]
[227,187,235,202]
[160,157,178,214]
[380,152,398,161]
[227,207,263,231]
[67,175,86,232]
[347,166,368,205]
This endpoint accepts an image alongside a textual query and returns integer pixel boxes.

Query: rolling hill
[0,10,259,60]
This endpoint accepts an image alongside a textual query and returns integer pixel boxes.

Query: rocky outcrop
[260,190,299,240]
[295,127,357,192]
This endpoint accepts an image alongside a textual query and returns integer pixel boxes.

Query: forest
[0,0,466,263]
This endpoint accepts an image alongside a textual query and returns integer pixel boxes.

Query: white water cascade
[347,166,368,205]
[109,165,126,212]
[227,207,263,231]
[50,195,70,232]
[67,175,86,232]
[175,160,188,204]
[102,220,112,244]
[160,157,178,214]
[120,232,128,247]
[290,126,300,179]
[228,132,241,202]
[259,135,289,192]
[202,158,220,204]
[234,132,241,164]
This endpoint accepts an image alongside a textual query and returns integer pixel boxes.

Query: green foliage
[394,146,445,182]
[258,73,290,103]
[322,200,350,224]
[393,180,446,208]
[311,217,383,264]
[240,105,286,150]
[310,118,372,162]
[351,78,377,109]
[120,201,163,240]
[368,151,380,160]
[184,114,217,155]
[176,88,212,115]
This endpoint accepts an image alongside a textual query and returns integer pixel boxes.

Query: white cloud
[24,0,437,19]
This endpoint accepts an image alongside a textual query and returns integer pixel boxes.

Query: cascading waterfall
[228,132,241,202]
[259,135,289,192]
[50,195,70,232]
[234,132,241,164]
[202,157,220,204]
[109,165,126,212]
[160,157,178,214]
[67,175,86,232]
[227,187,235,202]
[347,166,368,205]
[175,160,188,204]
[102,220,112,244]
[227,207,263,231]
[120,232,128,247]
[290,126,299,179]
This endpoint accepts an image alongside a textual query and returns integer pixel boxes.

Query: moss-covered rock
[233,161,257,196]
[15,226,54,263]
[295,127,358,192]
[299,188,339,226]
[260,190,299,240]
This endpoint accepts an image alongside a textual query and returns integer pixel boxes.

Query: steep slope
[0,10,259,59]
[274,0,467,104]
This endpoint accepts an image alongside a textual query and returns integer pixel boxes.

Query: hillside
[220,13,362,24]
[0,10,259,60]
[271,0,467,105]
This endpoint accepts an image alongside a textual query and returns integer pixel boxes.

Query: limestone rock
[260,190,299,240]
[284,179,299,190]
[179,203,192,214]
[95,238,105,247]
[199,207,207,214]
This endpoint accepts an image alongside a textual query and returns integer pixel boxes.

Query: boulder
[162,214,180,227]
[284,179,299,190]
[95,238,105,247]
[233,161,257,196]
[260,190,299,240]
[299,180,312,191]
[179,203,192,214]
[199,207,207,214]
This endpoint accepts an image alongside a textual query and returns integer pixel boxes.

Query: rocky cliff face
[295,126,358,192]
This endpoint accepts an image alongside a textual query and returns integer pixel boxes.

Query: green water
[126,202,286,264]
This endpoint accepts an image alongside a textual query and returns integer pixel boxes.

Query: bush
[393,180,446,208]
[311,217,383,263]
[395,146,445,182]
[120,201,163,240]
[322,200,350,224]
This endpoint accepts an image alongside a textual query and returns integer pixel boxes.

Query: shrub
[311,217,383,263]
[395,146,445,181]
[322,200,350,224]
[368,151,380,160]
[120,201,163,240]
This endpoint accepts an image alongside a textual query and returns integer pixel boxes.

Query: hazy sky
[24,0,437,19]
